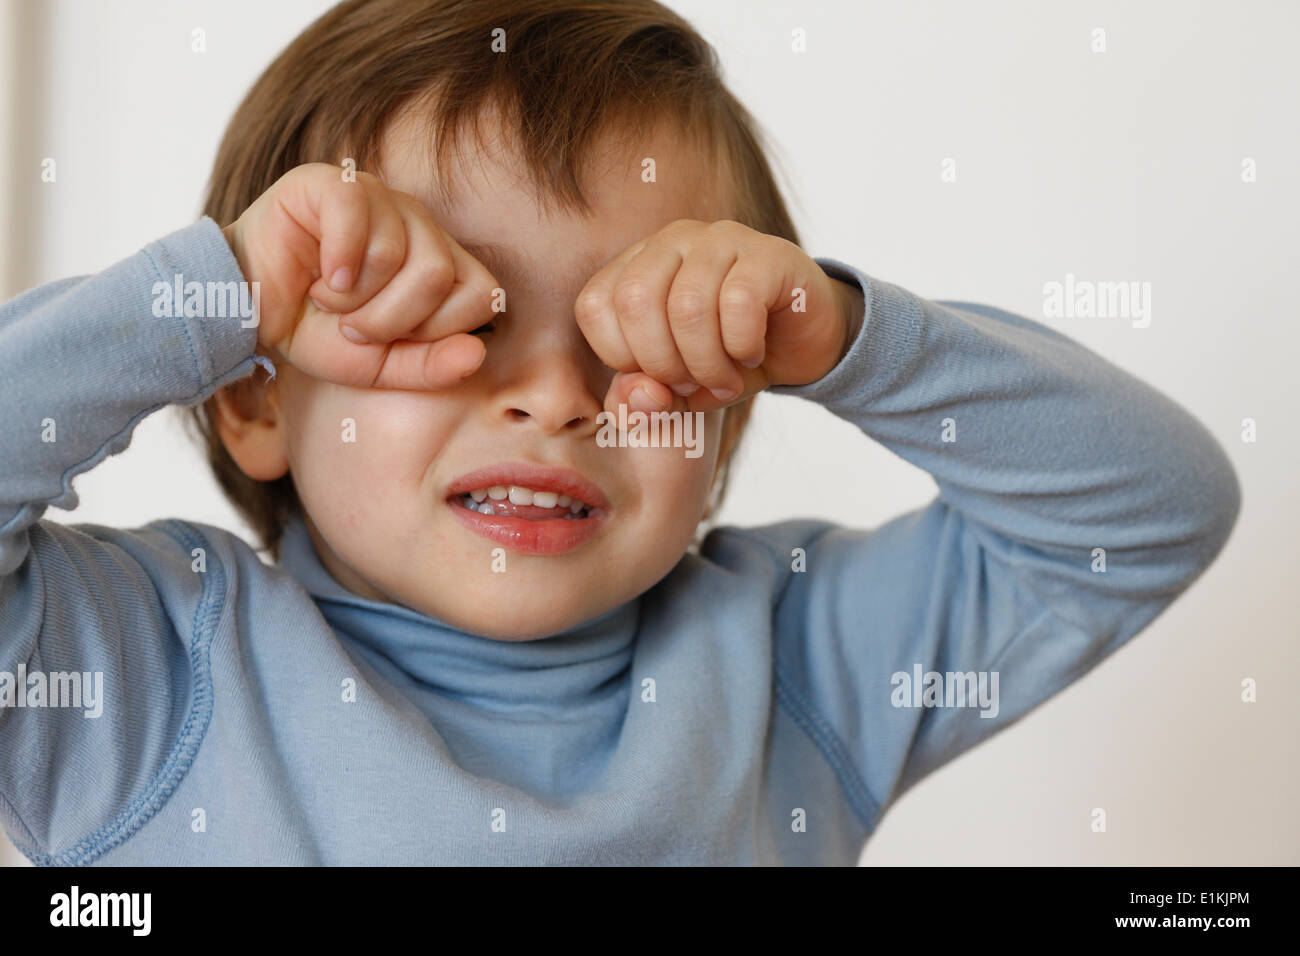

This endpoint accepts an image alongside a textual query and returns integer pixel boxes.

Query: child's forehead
[389,123,719,206]
[376,107,731,285]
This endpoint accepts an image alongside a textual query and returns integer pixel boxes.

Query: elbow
[1179,435,1242,579]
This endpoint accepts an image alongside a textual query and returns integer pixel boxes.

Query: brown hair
[188,0,801,557]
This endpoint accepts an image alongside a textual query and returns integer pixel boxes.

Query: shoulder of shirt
[33,516,289,603]
[695,517,842,579]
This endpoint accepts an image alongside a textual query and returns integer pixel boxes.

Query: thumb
[602,372,682,419]
[603,370,767,419]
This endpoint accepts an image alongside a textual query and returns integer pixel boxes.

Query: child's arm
[758,258,1240,831]
[0,218,262,859]
[0,168,498,860]
[576,223,1239,835]
[0,221,262,574]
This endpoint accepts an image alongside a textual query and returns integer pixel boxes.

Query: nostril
[503,409,591,428]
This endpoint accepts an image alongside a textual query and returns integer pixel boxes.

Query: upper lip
[446,461,611,510]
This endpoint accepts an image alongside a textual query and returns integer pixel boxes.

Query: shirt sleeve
[749,257,1240,833]
[0,217,260,859]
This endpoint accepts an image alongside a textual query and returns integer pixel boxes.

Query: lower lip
[446,498,607,555]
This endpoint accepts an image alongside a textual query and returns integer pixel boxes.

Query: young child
[0,0,1238,865]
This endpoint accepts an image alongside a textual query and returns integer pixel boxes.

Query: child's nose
[489,343,607,435]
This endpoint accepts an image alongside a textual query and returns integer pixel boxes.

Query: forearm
[0,217,260,575]
[772,258,1241,620]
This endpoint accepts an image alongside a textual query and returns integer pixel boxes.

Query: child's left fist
[574,219,863,415]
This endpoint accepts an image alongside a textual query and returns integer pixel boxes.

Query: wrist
[830,275,865,369]
[221,221,249,280]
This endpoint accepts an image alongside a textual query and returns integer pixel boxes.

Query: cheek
[279,378,460,527]
[629,412,724,521]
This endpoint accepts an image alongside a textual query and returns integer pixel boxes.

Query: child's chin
[420,587,614,642]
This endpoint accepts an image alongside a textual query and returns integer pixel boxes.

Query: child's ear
[211,370,290,482]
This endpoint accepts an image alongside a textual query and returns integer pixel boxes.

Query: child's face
[272,110,731,639]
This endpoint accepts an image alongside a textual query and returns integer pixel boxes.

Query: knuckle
[707,219,748,240]
[666,289,712,326]
[364,236,406,272]
[410,257,455,299]
[612,280,655,318]
[357,304,405,338]
[328,169,360,192]
[392,190,431,217]
[573,288,608,326]
[768,234,799,257]
[473,274,503,307]
[719,283,759,314]
[663,218,703,237]
[303,161,338,184]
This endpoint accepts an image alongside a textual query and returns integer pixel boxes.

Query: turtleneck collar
[274,512,641,709]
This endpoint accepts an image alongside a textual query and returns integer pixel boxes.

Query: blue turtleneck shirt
[0,219,1239,864]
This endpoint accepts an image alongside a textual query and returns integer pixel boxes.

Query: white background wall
[2,0,1296,866]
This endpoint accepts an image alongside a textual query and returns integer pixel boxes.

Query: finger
[331,196,456,343]
[681,365,768,414]
[307,177,407,315]
[371,333,487,390]
[718,249,780,370]
[273,296,485,390]
[406,234,502,340]
[611,244,699,396]
[665,243,746,399]
[273,301,385,388]
[602,371,680,420]
[315,172,369,294]
[604,368,769,420]
[574,241,646,373]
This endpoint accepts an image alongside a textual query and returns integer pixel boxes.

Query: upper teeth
[463,485,589,512]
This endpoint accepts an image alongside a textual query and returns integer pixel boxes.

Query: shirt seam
[773,668,881,833]
[0,787,41,856]
[718,524,883,834]
[140,241,208,382]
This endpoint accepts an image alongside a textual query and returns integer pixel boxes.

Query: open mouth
[457,485,595,520]
[445,465,611,556]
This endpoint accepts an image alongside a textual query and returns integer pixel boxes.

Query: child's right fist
[221,162,500,389]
